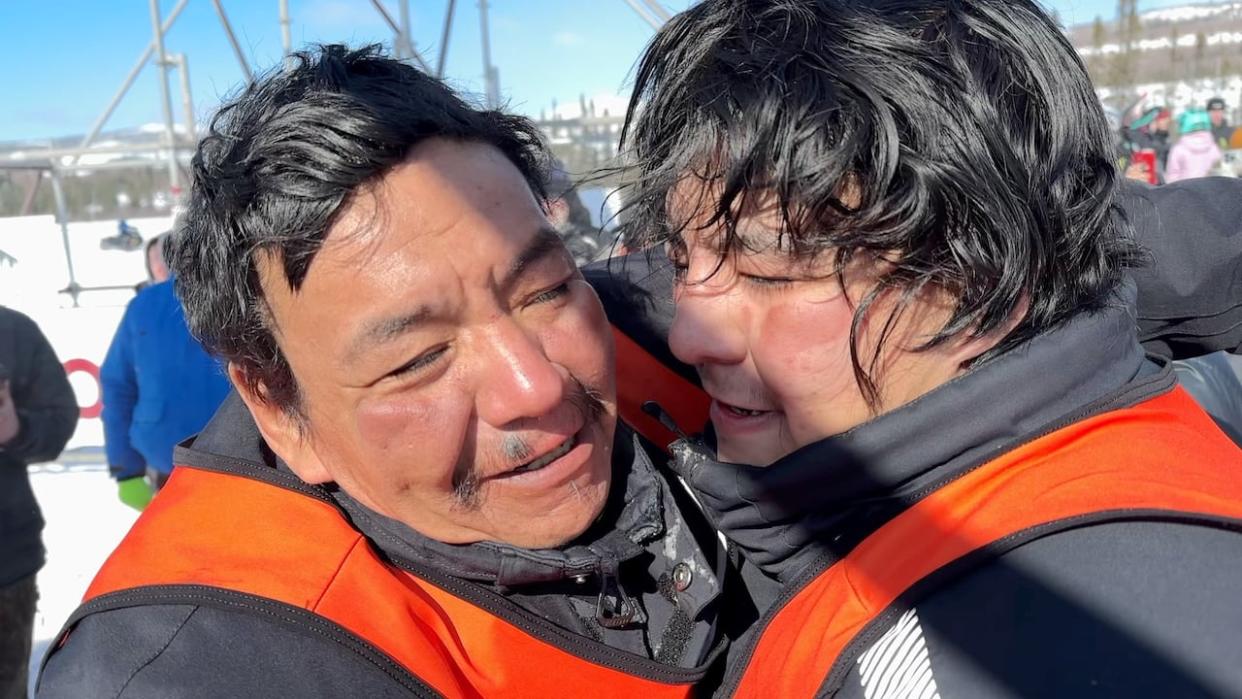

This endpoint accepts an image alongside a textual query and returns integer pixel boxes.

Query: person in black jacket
[603,0,1242,696]
[0,307,78,699]
[1208,97,1235,150]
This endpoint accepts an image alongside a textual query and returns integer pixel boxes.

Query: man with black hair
[0,307,78,699]
[1208,96,1235,149]
[596,0,1242,696]
[39,45,729,698]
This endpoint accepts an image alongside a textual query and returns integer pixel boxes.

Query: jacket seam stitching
[899,371,1175,506]
[69,586,440,698]
[171,448,336,506]
[1138,303,1242,323]
[310,535,367,612]
[112,605,197,698]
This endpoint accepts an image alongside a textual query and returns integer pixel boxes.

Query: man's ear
[228,363,332,484]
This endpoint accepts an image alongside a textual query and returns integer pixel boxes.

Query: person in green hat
[1122,105,1172,181]
[1167,109,1223,182]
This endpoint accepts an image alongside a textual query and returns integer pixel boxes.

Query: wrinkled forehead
[345,141,548,266]
[254,140,559,338]
[270,139,550,288]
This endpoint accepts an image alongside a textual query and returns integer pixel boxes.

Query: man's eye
[741,273,795,289]
[390,345,449,378]
[529,282,570,306]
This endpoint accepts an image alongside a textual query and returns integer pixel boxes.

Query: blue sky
[0,0,1201,142]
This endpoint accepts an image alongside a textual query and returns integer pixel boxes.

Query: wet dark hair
[169,44,549,415]
[619,0,1139,404]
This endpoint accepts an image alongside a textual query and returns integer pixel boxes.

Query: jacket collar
[331,426,668,589]
[183,398,666,589]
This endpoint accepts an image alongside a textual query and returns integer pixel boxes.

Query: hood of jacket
[1179,130,1221,153]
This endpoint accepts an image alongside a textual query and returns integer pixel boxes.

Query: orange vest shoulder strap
[612,326,710,450]
[730,387,1242,698]
[80,466,700,699]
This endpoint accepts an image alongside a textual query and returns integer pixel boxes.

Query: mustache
[450,376,606,511]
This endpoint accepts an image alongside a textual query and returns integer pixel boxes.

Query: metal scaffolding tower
[0,0,675,304]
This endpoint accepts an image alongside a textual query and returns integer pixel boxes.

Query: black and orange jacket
[587,181,1242,696]
[38,398,731,699]
[700,384,1242,698]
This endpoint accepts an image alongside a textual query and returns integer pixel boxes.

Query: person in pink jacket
[1167,109,1223,182]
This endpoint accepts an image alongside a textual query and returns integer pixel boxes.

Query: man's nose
[475,317,567,427]
[668,274,748,368]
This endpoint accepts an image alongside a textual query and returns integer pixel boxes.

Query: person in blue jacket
[101,251,230,510]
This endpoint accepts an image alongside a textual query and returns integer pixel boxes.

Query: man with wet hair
[39,45,728,698]
[600,0,1242,696]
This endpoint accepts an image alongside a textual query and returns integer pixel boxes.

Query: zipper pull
[593,556,642,629]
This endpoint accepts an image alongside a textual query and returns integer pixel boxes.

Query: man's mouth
[507,434,577,476]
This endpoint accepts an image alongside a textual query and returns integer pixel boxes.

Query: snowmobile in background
[100,220,143,252]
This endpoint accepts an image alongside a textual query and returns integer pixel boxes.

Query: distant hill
[1068,1,1242,88]
[0,123,191,158]
[4,3,1240,220]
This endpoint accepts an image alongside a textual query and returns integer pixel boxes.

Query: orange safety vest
[719,386,1242,697]
[66,463,709,699]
